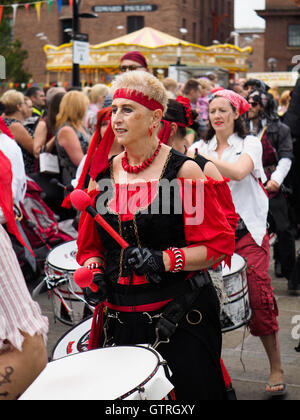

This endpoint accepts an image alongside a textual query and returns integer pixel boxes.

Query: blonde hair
[110,70,168,111]
[88,84,109,103]
[162,77,178,91]
[56,90,89,130]
[197,78,211,90]
[1,89,25,115]
[279,90,291,107]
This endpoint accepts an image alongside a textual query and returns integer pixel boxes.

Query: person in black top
[76,70,236,400]
[246,89,298,295]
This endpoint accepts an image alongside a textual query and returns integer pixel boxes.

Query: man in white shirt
[246,89,298,295]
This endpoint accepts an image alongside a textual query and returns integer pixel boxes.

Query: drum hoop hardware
[186,309,202,325]
[116,346,162,400]
[45,275,68,290]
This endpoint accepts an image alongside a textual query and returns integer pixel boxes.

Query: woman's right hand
[83,271,107,307]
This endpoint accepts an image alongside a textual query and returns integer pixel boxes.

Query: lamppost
[72,0,97,88]
[230,31,240,47]
[176,28,188,66]
[268,57,277,73]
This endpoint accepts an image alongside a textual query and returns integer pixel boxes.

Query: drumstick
[70,189,129,250]
[74,267,98,292]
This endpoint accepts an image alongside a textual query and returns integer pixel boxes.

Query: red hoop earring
[149,127,153,137]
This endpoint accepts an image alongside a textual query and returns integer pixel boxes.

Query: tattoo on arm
[0,366,14,399]
[0,392,9,397]
[0,366,14,386]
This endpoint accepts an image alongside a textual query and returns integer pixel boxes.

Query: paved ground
[31,245,300,401]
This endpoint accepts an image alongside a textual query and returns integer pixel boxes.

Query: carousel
[43,27,252,86]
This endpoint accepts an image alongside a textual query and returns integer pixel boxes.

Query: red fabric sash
[0,117,14,139]
[0,151,34,256]
[158,120,172,145]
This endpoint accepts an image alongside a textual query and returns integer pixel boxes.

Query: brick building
[236,28,265,73]
[12,0,234,83]
[257,0,300,71]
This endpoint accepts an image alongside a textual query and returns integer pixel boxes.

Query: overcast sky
[235,0,266,29]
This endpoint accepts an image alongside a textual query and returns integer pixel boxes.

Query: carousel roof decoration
[44,27,253,74]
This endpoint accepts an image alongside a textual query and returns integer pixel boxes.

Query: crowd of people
[0,49,300,400]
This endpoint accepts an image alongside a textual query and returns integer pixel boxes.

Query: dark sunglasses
[119,65,144,72]
[249,101,259,107]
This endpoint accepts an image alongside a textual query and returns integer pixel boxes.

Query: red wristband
[165,249,177,272]
[165,247,186,273]
[87,262,104,274]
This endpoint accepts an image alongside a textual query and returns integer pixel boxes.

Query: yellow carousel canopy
[44,27,252,74]
[93,27,192,49]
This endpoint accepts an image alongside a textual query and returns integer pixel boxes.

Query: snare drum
[45,241,93,326]
[51,316,92,360]
[221,253,252,333]
[20,346,174,401]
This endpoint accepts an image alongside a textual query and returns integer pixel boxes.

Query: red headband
[62,90,165,190]
[213,89,250,116]
[113,89,164,112]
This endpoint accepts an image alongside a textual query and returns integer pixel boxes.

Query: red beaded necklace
[122,141,162,174]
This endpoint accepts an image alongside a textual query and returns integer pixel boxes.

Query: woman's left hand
[123,247,165,283]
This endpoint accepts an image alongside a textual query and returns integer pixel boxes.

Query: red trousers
[235,232,279,337]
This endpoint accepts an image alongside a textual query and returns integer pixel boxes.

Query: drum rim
[51,316,93,361]
[221,309,252,333]
[50,345,163,399]
[46,240,78,273]
[116,345,161,400]
[223,255,247,277]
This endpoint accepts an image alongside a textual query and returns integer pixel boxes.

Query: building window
[127,16,145,34]
[61,18,73,44]
[288,25,300,47]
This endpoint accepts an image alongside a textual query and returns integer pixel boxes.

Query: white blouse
[190,133,269,247]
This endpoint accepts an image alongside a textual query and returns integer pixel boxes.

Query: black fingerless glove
[123,247,165,284]
[83,271,107,307]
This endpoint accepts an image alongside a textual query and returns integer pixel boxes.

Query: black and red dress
[77,149,236,400]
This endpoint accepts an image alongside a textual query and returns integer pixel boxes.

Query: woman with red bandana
[75,71,236,400]
[190,90,286,398]
[119,51,149,73]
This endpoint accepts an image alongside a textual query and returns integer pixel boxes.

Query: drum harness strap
[152,271,211,349]
[93,271,212,350]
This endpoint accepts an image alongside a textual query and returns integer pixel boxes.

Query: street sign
[73,40,89,65]
[92,4,158,13]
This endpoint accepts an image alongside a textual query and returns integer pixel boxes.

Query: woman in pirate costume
[76,71,236,400]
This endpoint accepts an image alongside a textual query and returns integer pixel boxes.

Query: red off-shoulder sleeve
[208,176,239,232]
[178,178,236,269]
[76,189,105,266]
